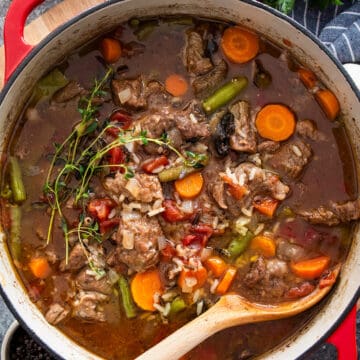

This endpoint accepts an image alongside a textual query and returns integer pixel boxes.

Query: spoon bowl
[137,266,340,360]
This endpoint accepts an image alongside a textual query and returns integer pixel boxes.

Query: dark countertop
[0,1,359,359]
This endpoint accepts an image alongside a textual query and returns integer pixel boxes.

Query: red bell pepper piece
[107,110,133,136]
[160,243,177,262]
[142,156,169,174]
[87,198,115,221]
[99,218,120,234]
[108,146,125,172]
[162,200,191,223]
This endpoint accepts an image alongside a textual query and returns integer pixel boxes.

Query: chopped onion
[108,269,120,285]
[122,230,135,249]
[118,87,131,103]
[125,178,141,197]
[200,247,213,262]
[180,200,194,214]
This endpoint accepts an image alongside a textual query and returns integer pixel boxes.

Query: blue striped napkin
[290,0,360,63]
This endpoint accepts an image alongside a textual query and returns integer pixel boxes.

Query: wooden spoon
[137,266,339,360]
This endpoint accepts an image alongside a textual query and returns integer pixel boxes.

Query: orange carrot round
[165,74,189,97]
[290,256,331,280]
[255,104,295,141]
[28,257,51,279]
[175,172,204,199]
[250,235,276,257]
[216,266,237,295]
[100,38,122,63]
[315,89,340,121]
[298,68,317,89]
[131,269,163,311]
[221,26,259,64]
[205,256,228,277]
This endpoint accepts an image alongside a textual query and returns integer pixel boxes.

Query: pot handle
[3,0,45,83]
[326,305,358,360]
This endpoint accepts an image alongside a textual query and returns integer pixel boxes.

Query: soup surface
[1,16,358,359]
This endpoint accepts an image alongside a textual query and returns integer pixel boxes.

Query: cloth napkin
[290,0,360,63]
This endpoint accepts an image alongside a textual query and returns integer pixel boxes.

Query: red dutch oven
[0,0,359,359]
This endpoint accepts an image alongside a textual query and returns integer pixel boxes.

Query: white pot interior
[0,1,359,359]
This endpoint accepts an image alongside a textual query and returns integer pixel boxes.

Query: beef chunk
[45,303,70,325]
[112,77,147,110]
[192,60,227,98]
[75,269,112,295]
[297,199,360,226]
[184,30,213,76]
[52,81,85,103]
[104,172,163,203]
[59,243,86,272]
[138,106,210,140]
[296,119,326,141]
[257,140,280,154]
[115,213,162,272]
[72,291,108,322]
[267,139,312,179]
[230,101,257,153]
[244,257,266,286]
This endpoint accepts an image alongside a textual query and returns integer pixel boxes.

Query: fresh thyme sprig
[43,69,207,264]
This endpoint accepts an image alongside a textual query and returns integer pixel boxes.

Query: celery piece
[227,231,254,259]
[158,165,195,182]
[10,205,21,261]
[170,297,186,315]
[202,76,248,114]
[32,68,69,103]
[9,156,26,204]
[118,275,137,319]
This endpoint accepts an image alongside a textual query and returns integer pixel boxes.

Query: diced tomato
[286,281,315,299]
[99,218,120,234]
[162,199,191,222]
[88,198,115,221]
[142,156,169,174]
[160,244,177,262]
[182,234,200,246]
[110,110,133,130]
[108,146,125,172]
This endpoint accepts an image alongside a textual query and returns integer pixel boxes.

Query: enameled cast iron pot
[0,0,359,359]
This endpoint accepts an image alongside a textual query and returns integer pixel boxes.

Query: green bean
[10,205,21,261]
[227,231,254,259]
[134,21,158,41]
[118,275,137,319]
[170,297,186,315]
[202,76,248,114]
[158,165,195,182]
[9,156,26,203]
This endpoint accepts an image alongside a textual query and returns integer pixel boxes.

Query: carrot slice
[28,257,51,279]
[253,197,279,217]
[175,172,204,200]
[178,267,208,293]
[131,269,163,311]
[165,74,189,97]
[298,68,317,89]
[220,174,247,200]
[205,256,228,277]
[250,235,276,257]
[221,26,259,64]
[100,38,122,63]
[255,104,295,141]
[315,89,340,121]
[216,266,237,295]
[290,256,331,280]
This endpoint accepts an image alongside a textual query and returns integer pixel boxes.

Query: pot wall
[0,1,359,359]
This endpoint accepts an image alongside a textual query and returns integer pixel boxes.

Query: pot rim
[0,1,359,359]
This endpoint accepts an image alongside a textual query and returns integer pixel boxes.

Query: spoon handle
[136,306,223,360]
